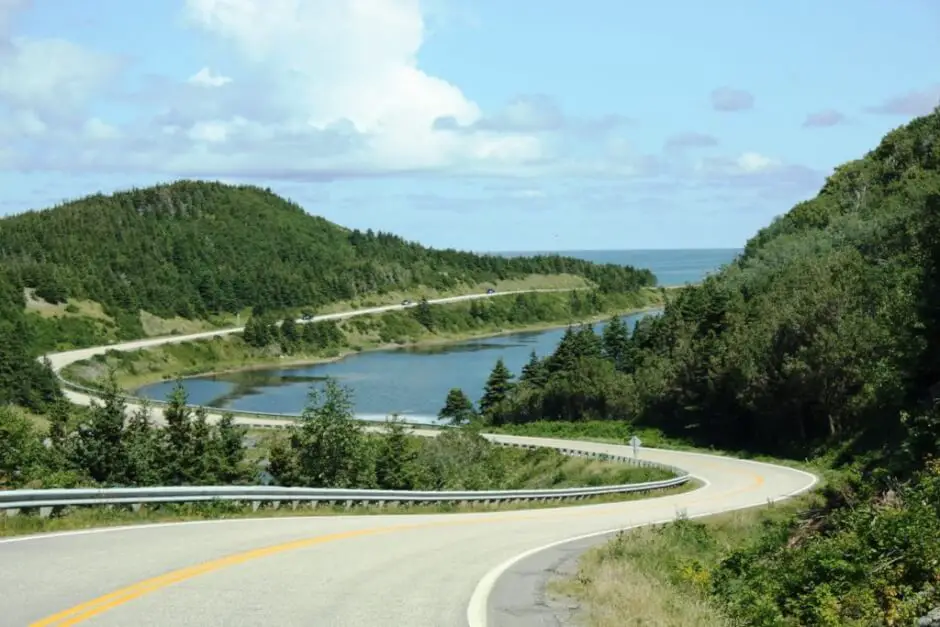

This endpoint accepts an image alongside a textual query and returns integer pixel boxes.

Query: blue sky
[0,0,937,251]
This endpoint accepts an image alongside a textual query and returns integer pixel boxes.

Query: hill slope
[0,180,653,322]
[0,180,655,410]
[486,106,940,459]
[475,107,940,624]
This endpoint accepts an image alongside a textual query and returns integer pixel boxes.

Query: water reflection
[136,312,658,424]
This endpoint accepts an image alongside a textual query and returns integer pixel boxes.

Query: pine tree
[73,372,131,485]
[375,416,418,489]
[520,351,549,388]
[162,382,194,484]
[216,412,249,483]
[601,315,633,371]
[438,388,477,426]
[480,359,514,416]
[414,297,434,330]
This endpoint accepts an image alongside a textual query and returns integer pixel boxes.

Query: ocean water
[136,248,740,422]
[499,248,741,287]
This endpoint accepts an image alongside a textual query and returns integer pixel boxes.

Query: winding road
[4,291,819,626]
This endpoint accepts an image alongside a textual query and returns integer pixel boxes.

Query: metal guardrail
[0,443,691,517]
[24,292,691,520]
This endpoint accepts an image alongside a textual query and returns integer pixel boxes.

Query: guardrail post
[251,501,261,512]
[39,507,53,518]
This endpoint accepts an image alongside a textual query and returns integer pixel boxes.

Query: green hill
[488,106,940,460]
[0,180,653,321]
[477,107,940,624]
[0,180,655,409]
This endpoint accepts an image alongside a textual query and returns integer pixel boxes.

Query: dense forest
[0,181,655,411]
[462,106,940,624]
[473,107,940,459]
[0,181,653,319]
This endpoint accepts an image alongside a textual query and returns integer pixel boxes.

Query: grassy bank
[63,288,664,390]
[0,480,699,538]
[22,274,599,353]
[548,494,819,627]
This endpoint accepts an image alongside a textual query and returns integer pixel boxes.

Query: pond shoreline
[126,305,664,393]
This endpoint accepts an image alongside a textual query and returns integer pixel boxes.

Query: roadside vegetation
[63,288,662,389]
[471,106,940,624]
[0,376,676,536]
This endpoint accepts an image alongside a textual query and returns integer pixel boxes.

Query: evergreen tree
[280,316,299,352]
[601,315,633,371]
[215,413,250,483]
[480,359,514,417]
[438,388,477,426]
[519,351,549,388]
[269,379,370,488]
[414,297,434,330]
[374,416,418,489]
[73,373,131,485]
[162,383,195,484]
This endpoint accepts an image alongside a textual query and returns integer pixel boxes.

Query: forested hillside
[467,107,940,624]
[0,180,654,410]
[479,106,940,460]
[0,180,653,319]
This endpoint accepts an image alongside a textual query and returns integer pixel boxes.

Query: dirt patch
[139,310,216,337]
[23,288,113,321]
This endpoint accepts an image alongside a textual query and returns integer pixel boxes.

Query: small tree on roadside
[438,388,477,426]
[479,358,514,418]
[269,379,370,488]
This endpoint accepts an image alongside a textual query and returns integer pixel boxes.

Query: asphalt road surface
[3,293,817,627]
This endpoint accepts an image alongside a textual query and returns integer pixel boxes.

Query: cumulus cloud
[664,131,719,150]
[865,85,940,116]
[188,67,232,87]
[0,37,121,115]
[177,0,538,174]
[0,0,824,217]
[802,109,846,128]
[710,86,754,112]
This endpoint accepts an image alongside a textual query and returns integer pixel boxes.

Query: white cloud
[696,151,780,176]
[0,37,120,114]
[178,0,534,173]
[83,117,120,140]
[188,67,232,87]
[736,152,778,173]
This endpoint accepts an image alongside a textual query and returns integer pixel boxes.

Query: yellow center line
[30,463,767,626]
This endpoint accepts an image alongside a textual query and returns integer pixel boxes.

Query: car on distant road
[486,288,496,294]
[401,299,412,306]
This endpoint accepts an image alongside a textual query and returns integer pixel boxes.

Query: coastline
[88,304,665,393]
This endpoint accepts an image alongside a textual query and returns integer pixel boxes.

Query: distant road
[45,288,587,395]
[6,288,819,627]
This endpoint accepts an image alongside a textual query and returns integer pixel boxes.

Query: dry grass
[549,530,726,627]
[23,288,112,321]
[312,273,593,314]
[548,497,816,627]
[24,288,220,338]
[139,311,217,337]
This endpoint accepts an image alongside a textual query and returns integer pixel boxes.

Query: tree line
[239,289,638,354]
[3,375,652,494]
[452,106,940,624]
[0,180,654,323]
